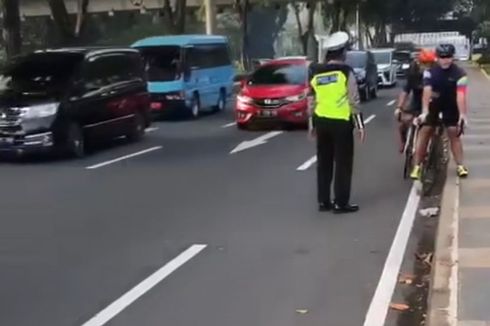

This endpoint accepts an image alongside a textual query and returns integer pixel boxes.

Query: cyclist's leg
[443,109,468,177]
[410,110,436,179]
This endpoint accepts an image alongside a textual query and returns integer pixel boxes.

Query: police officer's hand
[357,128,366,143]
[308,128,316,141]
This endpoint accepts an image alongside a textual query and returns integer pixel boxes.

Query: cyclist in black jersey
[395,49,436,153]
[411,43,469,179]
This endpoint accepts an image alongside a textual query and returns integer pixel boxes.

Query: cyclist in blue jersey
[411,44,469,179]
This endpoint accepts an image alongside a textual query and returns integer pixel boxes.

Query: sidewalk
[429,65,490,326]
[458,66,490,325]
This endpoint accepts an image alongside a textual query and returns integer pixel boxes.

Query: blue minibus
[132,35,235,118]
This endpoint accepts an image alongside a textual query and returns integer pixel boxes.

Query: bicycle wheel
[403,125,416,179]
[422,132,441,195]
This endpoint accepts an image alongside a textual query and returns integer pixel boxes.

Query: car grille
[384,71,390,80]
[0,107,23,135]
[253,98,286,108]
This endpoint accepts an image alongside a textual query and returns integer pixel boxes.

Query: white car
[371,48,397,87]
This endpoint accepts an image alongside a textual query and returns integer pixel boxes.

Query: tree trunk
[175,0,187,34]
[47,0,74,42]
[292,2,304,53]
[163,0,187,34]
[235,0,250,70]
[2,0,22,58]
[163,0,176,33]
[74,0,89,37]
[301,0,316,55]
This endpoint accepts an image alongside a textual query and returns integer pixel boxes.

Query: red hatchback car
[235,58,310,129]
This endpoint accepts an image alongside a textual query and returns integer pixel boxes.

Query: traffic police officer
[308,31,366,214]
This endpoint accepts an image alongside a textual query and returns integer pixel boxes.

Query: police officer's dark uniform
[308,32,365,214]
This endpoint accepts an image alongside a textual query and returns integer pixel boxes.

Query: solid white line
[296,114,376,172]
[86,146,162,170]
[387,100,396,106]
[222,122,236,128]
[363,183,420,326]
[449,180,460,323]
[297,155,317,171]
[81,244,207,326]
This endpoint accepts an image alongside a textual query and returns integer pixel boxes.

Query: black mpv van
[0,47,151,157]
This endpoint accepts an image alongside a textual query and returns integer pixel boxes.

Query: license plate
[259,110,277,117]
[150,102,162,110]
[0,137,13,144]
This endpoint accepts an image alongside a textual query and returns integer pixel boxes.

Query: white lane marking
[449,179,460,323]
[86,146,162,170]
[230,131,283,154]
[222,122,236,128]
[387,100,396,106]
[297,155,317,171]
[81,244,207,326]
[363,183,420,326]
[296,114,376,171]
[365,114,376,124]
[145,127,159,133]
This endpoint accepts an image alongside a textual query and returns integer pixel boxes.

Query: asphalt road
[0,85,414,326]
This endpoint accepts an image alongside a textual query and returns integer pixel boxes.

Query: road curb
[427,160,459,326]
[481,67,490,81]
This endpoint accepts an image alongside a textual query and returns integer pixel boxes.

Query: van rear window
[137,46,181,82]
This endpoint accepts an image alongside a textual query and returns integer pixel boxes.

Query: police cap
[324,31,350,52]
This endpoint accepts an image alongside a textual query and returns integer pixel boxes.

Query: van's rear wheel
[66,123,85,158]
[214,89,226,112]
[190,94,200,119]
[127,111,145,142]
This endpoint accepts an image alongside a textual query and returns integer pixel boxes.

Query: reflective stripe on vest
[311,70,351,120]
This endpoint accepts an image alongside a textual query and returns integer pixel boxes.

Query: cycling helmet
[436,43,456,58]
[418,49,437,64]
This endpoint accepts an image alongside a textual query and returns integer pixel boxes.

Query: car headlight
[237,95,253,104]
[402,63,410,69]
[20,103,59,119]
[285,93,307,103]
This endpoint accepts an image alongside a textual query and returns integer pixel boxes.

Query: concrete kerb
[481,68,490,81]
[427,160,459,326]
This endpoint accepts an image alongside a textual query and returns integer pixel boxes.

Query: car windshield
[0,53,83,96]
[394,52,411,62]
[137,46,181,82]
[345,52,367,68]
[373,52,392,64]
[248,63,306,85]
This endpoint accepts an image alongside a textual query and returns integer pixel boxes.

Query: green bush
[477,52,490,65]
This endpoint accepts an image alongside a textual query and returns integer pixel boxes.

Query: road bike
[402,121,418,180]
[419,112,446,196]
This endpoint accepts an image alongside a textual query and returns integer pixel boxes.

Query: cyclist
[395,49,437,153]
[410,43,469,179]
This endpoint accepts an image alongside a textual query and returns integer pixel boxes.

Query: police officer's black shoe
[333,203,359,214]
[318,202,334,212]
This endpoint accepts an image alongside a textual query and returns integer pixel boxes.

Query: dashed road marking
[222,122,236,128]
[387,100,396,106]
[86,146,163,170]
[81,244,207,326]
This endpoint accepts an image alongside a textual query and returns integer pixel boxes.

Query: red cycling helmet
[418,49,437,64]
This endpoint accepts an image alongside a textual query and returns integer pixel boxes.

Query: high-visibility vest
[310,63,352,121]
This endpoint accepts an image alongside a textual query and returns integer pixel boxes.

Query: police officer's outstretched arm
[307,63,318,139]
[347,70,365,143]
